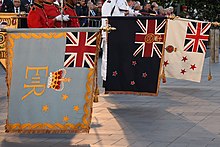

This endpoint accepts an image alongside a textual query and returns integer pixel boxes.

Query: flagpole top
[100,25,116,33]
[167,15,178,20]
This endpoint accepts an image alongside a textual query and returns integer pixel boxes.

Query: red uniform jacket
[43,1,64,28]
[27,2,55,28]
[64,3,80,27]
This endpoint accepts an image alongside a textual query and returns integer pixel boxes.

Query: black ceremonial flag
[105,17,166,95]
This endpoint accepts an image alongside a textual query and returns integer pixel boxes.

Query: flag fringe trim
[105,91,158,96]
[93,31,102,103]
[5,123,90,134]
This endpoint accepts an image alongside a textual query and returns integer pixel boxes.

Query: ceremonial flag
[105,17,166,95]
[0,13,18,29]
[6,28,100,133]
[0,13,19,69]
[164,18,211,82]
[0,32,7,69]
[64,32,97,68]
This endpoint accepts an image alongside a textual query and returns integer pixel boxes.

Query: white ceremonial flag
[164,18,211,82]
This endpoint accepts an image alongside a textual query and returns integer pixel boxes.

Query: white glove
[63,15,70,21]
[134,11,141,16]
[55,14,62,21]
[53,1,60,6]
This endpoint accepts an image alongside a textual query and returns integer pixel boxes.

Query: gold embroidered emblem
[145,33,162,44]
[47,69,71,91]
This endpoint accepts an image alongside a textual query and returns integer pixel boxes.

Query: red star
[132,61,137,66]
[180,69,186,75]
[190,64,196,70]
[112,71,118,77]
[164,60,169,67]
[130,81,135,85]
[181,56,188,62]
[142,72,147,78]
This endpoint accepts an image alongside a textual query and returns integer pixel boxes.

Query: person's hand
[134,11,141,16]
[55,15,62,21]
[63,15,70,21]
[124,10,129,16]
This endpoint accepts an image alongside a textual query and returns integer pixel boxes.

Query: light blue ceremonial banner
[5,28,100,133]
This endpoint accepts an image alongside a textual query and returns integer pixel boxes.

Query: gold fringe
[5,129,89,134]
[93,31,102,103]
[105,91,158,96]
[5,122,90,134]
[93,87,99,102]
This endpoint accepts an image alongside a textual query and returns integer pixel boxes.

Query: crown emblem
[47,68,71,91]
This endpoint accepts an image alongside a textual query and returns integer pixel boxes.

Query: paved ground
[0,55,220,147]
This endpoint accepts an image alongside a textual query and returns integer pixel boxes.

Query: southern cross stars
[112,71,118,77]
[182,56,188,62]
[190,64,196,70]
[180,69,186,74]
[142,72,147,78]
[164,60,169,67]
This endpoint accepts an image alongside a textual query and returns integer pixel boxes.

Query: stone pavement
[0,56,220,147]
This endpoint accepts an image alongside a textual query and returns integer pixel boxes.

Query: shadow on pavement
[103,85,220,146]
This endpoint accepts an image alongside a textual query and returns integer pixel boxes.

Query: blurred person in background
[151,1,158,15]
[158,5,165,16]
[28,0,64,28]
[44,0,70,27]
[10,0,28,28]
[127,0,140,16]
[139,2,154,16]
[179,5,190,18]
[76,0,88,26]
[127,0,133,16]
[21,0,31,12]
[0,0,13,12]
[88,1,96,16]
[133,1,141,12]
[10,0,28,13]
[94,0,102,16]
[64,0,80,27]
[89,0,102,26]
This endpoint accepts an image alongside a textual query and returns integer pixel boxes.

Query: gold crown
[47,69,71,91]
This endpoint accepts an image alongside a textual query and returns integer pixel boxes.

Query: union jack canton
[184,22,211,53]
[64,32,97,68]
[133,19,166,58]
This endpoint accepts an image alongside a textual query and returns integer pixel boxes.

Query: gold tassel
[95,86,99,95]
[93,87,99,103]
[161,67,166,83]
[208,72,212,81]
[93,94,98,103]
[208,54,212,81]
